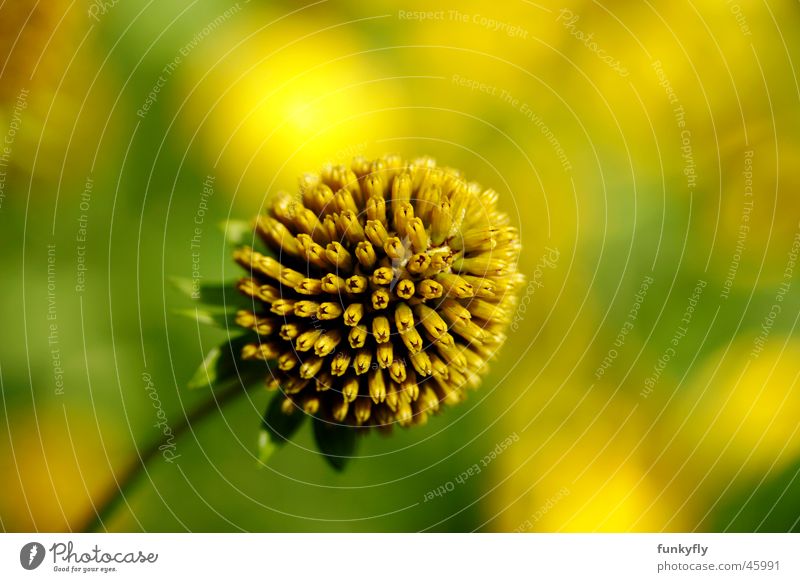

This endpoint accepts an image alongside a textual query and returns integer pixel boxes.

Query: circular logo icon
[20,542,46,570]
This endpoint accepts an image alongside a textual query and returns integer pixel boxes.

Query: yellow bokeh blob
[0,406,109,531]
[177,12,402,202]
[489,386,691,531]
[658,338,800,506]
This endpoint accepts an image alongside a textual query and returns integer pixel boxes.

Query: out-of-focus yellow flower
[0,1,104,185]
[489,385,691,531]
[0,1,70,103]
[703,121,800,289]
[177,9,401,201]
[0,407,108,531]
[483,254,685,530]
[659,338,800,499]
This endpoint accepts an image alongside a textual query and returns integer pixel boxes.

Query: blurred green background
[1,0,799,532]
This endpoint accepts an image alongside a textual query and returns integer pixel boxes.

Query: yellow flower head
[233,155,523,429]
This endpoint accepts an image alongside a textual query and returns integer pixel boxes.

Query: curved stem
[81,381,255,532]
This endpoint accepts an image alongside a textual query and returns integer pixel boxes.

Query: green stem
[81,381,254,532]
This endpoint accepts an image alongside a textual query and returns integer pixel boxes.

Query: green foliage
[220,219,254,248]
[257,395,307,465]
[187,335,263,391]
[312,419,358,472]
[170,277,253,310]
[174,306,238,329]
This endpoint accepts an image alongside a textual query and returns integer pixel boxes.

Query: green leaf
[312,418,358,471]
[170,277,253,310]
[219,218,272,255]
[187,335,263,390]
[173,306,238,328]
[220,219,253,247]
[257,395,306,466]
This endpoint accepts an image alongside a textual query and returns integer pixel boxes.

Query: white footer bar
[1,533,797,580]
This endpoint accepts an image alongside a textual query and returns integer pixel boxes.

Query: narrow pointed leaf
[220,219,253,247]
[174,306,238,328]
[257,395,306,465]
[170,277,253,309]
[187,335,263,390]
[312,418,358,471]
